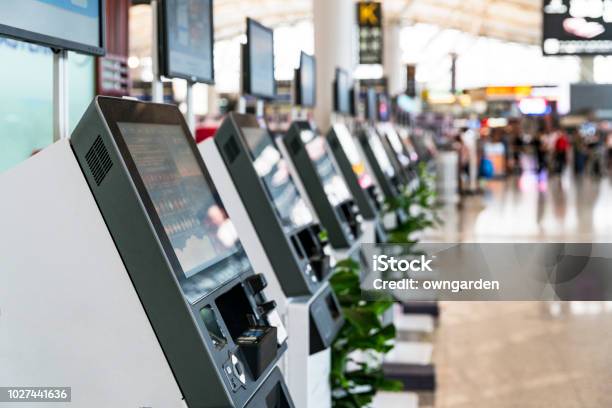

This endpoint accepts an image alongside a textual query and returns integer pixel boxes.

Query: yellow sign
[485,86,532,98]
[359,2,381,27]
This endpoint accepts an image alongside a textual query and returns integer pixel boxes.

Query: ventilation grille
[85,136,113,186]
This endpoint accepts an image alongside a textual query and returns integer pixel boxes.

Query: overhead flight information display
[543,0,612,55]
[160,0,214,83]
[241,126,314,230]
[0,0,103,55]
[334,68,351,114]
[118,122,242,285]
[246,18,275,99]
[298,52,316,107]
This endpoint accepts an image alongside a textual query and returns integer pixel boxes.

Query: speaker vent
[85,136,113,186]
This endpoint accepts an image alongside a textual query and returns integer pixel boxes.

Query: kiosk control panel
[282,121,362,250]
[71,97,292,408]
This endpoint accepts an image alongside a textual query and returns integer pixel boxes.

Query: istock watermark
[360,243,612,301]
[372,254,434,273]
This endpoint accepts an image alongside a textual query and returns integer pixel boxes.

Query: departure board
[161,0,214,82]
[0,0,103,55]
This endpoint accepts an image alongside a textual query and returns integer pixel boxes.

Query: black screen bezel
[297,51,316,108]
[158,0,215,84]
[366,88,378,122]
[244,18,276,100]
[334,68,350,114]
[0,0,106,56]
[96,97,243,289]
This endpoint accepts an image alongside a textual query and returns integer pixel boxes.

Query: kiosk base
[0,141,185,407]
[402,301,440,318]
[285,291,332,408]
[382,363,436,391]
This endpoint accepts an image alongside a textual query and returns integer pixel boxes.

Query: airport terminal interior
[1,1,612,407]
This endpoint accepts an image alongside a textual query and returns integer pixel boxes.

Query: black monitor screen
[161,0,214,83]
[240,126,314,231]
[246,18,275,99]
[118,122,243,284]
[298,52,316,107]
[0,0,103,55]
[366,88,378,122]
[300,129,352,206]
[334,68,350,114]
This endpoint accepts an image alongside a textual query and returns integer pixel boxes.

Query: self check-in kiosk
[280,121,362,250]
[280,54,366,253]
[201,112,344,408]
[329,69,389,241]
[347,88,409,227]
[69,97,293,407]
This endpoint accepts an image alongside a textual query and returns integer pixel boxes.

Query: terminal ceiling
[211,0,541,44]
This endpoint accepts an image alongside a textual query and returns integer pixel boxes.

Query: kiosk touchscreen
[71,97,293,408]
[380,123,418,182]
[281,121,363,250]
[327,123,380,219]
[201,113,344,407]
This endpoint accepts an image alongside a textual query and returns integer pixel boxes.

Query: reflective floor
[427,172,612,408]
[428,172,612,243]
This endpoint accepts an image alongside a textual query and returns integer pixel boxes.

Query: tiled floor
[426,173,612,408]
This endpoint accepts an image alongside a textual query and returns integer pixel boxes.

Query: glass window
[0,39,94,173]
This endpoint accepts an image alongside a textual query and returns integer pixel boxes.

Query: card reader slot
[216,284,259,341]
[216,283,280,380]
[337,200,362,239]
[294,227,330,281]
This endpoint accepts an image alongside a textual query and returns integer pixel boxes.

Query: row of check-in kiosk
[1,92,435,407]
[0,7,438,408]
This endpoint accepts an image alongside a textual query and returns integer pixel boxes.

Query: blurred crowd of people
[451,117,612,194]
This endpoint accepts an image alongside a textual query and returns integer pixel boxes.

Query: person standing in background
[533,128,548,176]
[553,128,569,175]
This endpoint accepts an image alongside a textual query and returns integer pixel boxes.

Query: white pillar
[313,0,355,132]
[580,56,595,83]
[207,84,219,117]
[384,21,403,96]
